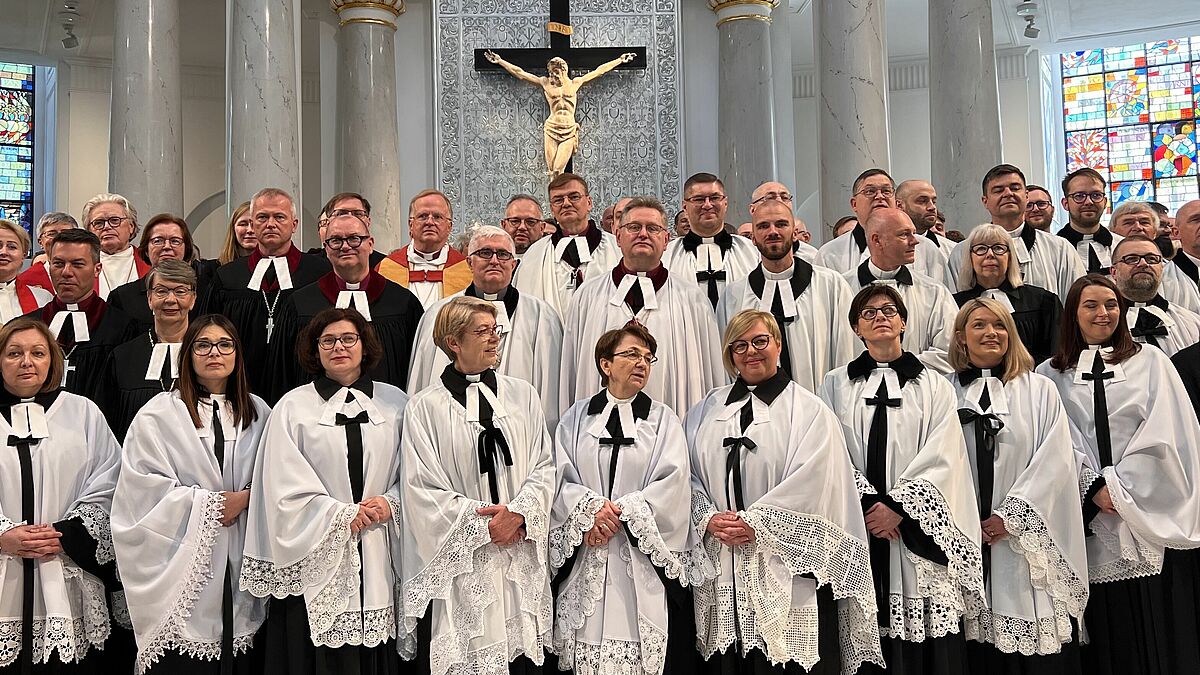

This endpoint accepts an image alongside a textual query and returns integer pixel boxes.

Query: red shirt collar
[610,260,668,291]
[316,270,387,305]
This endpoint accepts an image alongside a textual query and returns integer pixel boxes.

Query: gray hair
[36,212,78,238]
[145,258,198,290]
[81,193,139,232]
[955,224,1024,292]
[249,187,298,219]
[1111,201,1160,230]
[468,225,515,253]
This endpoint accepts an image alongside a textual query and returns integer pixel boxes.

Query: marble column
[227,0,301,213]
[769,8,797,198]
[332,0,404,250]
[929,0,1002,231]
[110,0,182,216]
[814,0,890,232]
[710,0,779,225]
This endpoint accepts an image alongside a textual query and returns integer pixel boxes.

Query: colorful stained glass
[1153,121,1197,177]
[0,145,31,202]
[1067,129,1108,172]
[1108,125,1153,181]
[1110,180,1153,206]
[1064,74,1107,130]
[1156,177,1200,212]
[1105,44,1147,71]
[1106,69,1150,125]
[0,90,32,146]
[0,63,32,91]
[1148,63,1193,122]
[0,202,30,232]
[1063,50,1104,76]
[1147,39,1190,66]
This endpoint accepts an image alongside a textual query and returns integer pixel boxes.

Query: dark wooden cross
[473,0,647,74]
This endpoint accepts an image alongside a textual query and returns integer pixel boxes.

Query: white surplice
[1124,296,1200,356]
[1160,254,1200,313]
[842,261,959,374]
[662,233,761,306]
[815,225,952,286]
[113,391,272,673]
[513,229,621,320]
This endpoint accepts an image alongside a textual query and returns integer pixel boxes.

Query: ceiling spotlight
[1016,1,1039,18]
[1024,17,1040,39]
[61,31,79,49]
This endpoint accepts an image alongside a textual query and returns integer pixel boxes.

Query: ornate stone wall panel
[433,0,682,229]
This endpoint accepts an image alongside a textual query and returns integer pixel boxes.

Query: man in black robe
[304,191,388,267]
[202,187,330,402]
[266,211,423,401]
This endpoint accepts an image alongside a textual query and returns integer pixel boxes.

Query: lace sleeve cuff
[854,470,877,497]
[549,492,604,569]
[890,478,986,603]
[401,500,493,628]
[1078,465,1102,500]
[64,502,115,566]
[615,491,684,581]
[239,503,359,599]
[995,496,1088,618]
[508,484,550,544]
[691,489,719,534]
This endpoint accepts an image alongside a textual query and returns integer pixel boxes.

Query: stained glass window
[0,62,33,234]
[1060,36,1200,213]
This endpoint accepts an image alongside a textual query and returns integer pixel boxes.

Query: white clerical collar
[611,272,659,311]
[867,260,898,279]
[335,288,372,321]
[586,390,639,438]
[1075,346,1126,384]
[762,263,794,281]
[145,341,182,381]
[464,373,506,423]
[247,254,294,290]
[48,303,90,342]
[410,245,448,266]
[965,368,1010,414]
[101,245,134,262]
[9,398,49,439]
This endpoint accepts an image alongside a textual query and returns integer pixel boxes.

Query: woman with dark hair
[112,314,269,675]
[0,317,122,673]
[688,309,883,674]
[551,323,712,675]
[218,203,256,266]
[111,213,218,330]
[818,285,982,675]
[949,299,1086,674]
[1035,274,1200,674]
[239,308,407,675]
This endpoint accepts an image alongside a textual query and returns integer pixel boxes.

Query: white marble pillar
[814,0,890,230]
[332,0,404,250]
[110,0,182,216]
[770,8,797,198]
[711,0,779,224]
[227,0,302,211]
[929,0,1002,231]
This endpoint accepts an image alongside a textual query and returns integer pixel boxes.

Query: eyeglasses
[859,304,900,320]
[150,285,195,300]
[683,193,727,205]
[618,222,667,235]
[148,236,185,248]
[318,333,360,350]
[613,349,658,365]
[970,244,1010,257]
[89,216,128,230]
[729,334,772,354]
[324,235,367,250]
[751,191,792,204]
[1026,200,1052,211]
[502,217,544,229]
[549,192,586,207]
[1067,191,1107,204]
[192,339,236,356]
[470,248,515,261]
[253,212,292,224]
[468,324,501,338]
[411,212,449,224]
[330,208,369,220]
[854,186,894,199]
[1116,253,1163,266]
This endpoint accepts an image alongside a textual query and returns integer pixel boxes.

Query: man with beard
[749,181,820,262]
[1024,184,1057,231]
[1111,235,1200,355]
[500,193,547,258]
[1114,201,1195,311]
[1057,168,1122,273]
[896,179,956,259]
[716,199,856,392]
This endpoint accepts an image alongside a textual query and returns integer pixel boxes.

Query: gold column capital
[709,0,777,26]
[330,1,405,29]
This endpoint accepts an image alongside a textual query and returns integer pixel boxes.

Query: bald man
[841,208,957,373]
[896,179,957,260]
[749,180,820,262]
[1164,200,1200,314]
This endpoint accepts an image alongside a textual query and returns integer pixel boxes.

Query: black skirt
[1081,547,1200,675]
[964,623,1081,675]
[261,596,402,675]
[858,631,968,675]
[143,628,264,675]
[701,584,841,675]
[0,650,101,675]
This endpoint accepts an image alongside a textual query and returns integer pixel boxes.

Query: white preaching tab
[1074,346,1127,385]
[10,400,49,439]
[48,305,90,342]
[144,342,182,381]
[335,290,372,321]
[698,238,724,272]
[554,235,594,264]
[246,255,294,290]
[980,288,1016,313]
[465,375,507,423]
[611,273,658,310]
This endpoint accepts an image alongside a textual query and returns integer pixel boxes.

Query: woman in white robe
[1036,274,1200,674]
[240,308,408,675]
[113,314,271,674]
[688,309,883,675]
[948,299,1087,674]
[818,285,984,675]
[550,323,714,675]
[0,317,121,674]
[400,296,555,675]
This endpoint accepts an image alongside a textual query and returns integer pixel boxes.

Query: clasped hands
[706,511,755,547]
[864,502,902,541]
[351,496,393,533]
[476,504,526,546]
[0,524,62,559]
[586,500,622,547]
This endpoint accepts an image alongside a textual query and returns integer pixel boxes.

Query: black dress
[953,282,1062,364]
[104,330,176,441]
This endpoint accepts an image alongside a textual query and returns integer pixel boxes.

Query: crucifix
[474,0,647,178]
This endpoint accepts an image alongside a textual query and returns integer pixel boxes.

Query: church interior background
[0,0,1198,255]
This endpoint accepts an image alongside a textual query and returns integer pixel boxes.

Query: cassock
[949,369,1088,668]
[818,353,984,674]
[716,257,857,392]
[1161,252,1200,313]
[1036,347,1200,674]
[559,263,725,418]
[842,262,958,374]
[98,246,152,300]
[662,231,761,309]
[1056,226,1122,275]
[948,225,1084,300]
[265,270,423,403]
[952,282,1063,364]
[407,284,562,428]
[685,371,884,674]
[921,230,958,263]
[513,220,621,320]
[814,224,951,285]
[400,367,555,675]
[104,331,182,442]
[0,391,122,673]
[550,390,713,675]
[202,245,330,401]
[30,295,139,404]
[112,391,272,675]
[376,244,471,310]
[108,259,220,331]
[0,279,51,324]
[1124,294,1200,356]
[240,377,408,675]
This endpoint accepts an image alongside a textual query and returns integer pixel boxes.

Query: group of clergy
[2,161,1200,675]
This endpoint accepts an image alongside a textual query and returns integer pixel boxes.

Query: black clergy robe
[202,246,330,402]
[103,332,179,442]
[108,259,219,331]
[265,270,423,402]
[953,282,1063,364]
[28,295,139,408]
